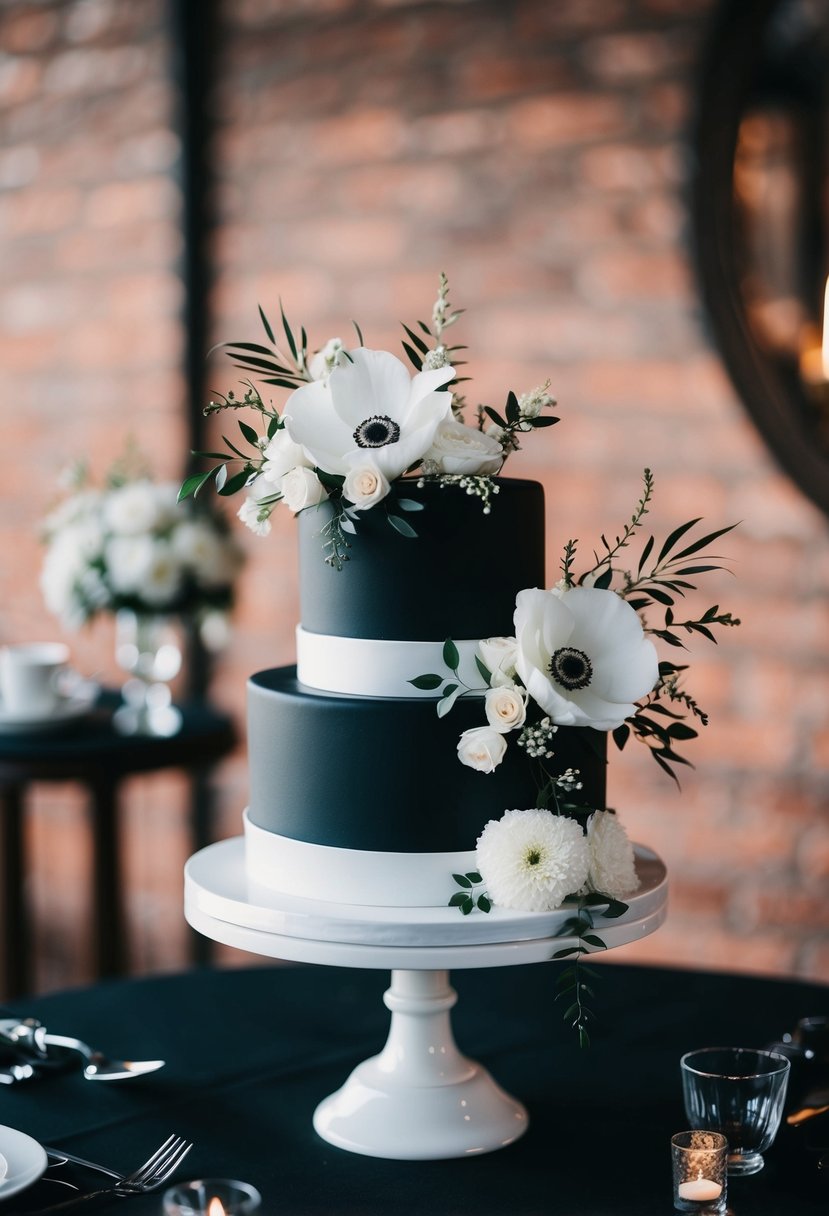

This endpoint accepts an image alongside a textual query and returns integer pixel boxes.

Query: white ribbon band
[296,626,486,698]
[244,811,477,908]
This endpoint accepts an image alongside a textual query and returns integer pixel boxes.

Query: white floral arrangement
[413,470,738,1043]
[41,458,244,632]
[179,274,557,566]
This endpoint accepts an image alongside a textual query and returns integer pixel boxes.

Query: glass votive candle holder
[671,1131,728,1213]
[163,1178,261,1216]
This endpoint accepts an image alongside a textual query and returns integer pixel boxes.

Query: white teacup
[0,642,71,717]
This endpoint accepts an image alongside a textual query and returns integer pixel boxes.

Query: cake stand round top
[185,837,667,970]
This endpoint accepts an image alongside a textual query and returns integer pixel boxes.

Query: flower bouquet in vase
[41,454,244,735]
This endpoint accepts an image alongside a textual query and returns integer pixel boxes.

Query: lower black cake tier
[298,477,545,641]
[247,666,608,855]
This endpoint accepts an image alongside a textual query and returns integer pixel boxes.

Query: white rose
[343,462,390,510]
[484,686,526,734]
[424,418,503,476]
[478,636,518,688]
[260,430,313,490]
[457,726,507,773]
[280,467,328,513]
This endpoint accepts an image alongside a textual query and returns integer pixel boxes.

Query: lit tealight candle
[822,277,829,379]
[677,1176,723,1202]
[207,1200,226,1216]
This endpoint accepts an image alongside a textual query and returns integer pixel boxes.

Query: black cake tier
[298,478,545,640]
[247,667,608,853]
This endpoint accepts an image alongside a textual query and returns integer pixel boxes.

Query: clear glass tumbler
[680,1047,790,1175]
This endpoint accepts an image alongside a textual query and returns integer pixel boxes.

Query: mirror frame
[690,0,829,517]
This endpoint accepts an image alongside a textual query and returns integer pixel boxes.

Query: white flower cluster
[475,807,639,913]
[41,478,243,630]
[454,586,659,778]
[236,346,509,536]
[517,716,558,759]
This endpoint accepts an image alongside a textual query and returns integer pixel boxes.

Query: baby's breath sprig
[418,472,499,514]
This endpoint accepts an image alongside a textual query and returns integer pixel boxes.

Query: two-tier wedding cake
[183,275,736,937]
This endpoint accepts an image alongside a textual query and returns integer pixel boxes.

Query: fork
[27,1134,193,1213]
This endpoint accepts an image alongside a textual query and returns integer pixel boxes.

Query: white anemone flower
[283,347,454,483]
[586,810,640,899]
[476,809,590,912]
[514,586,659,731]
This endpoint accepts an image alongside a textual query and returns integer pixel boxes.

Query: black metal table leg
[89,776,127,978]
[0,784,31,999]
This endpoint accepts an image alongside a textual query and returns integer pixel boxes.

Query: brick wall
[1,0,827,993]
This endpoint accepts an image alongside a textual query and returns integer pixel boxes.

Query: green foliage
[448,871,492,916]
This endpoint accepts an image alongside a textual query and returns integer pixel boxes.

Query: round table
[0,694,235,998]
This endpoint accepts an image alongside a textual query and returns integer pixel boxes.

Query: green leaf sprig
[409,638,492,717]
[448,871,492,915]
[552,892,628,1047]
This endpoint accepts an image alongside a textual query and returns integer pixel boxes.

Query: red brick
[582,32,694,85]
[0,7,59,54]
[506,94,629,148]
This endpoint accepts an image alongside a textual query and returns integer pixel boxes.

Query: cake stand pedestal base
[313,968,527,1159]
[184,837,668,1160]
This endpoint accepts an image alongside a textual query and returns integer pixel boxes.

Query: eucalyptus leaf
[452,873,473,889]
[387,514,418,539]
[442,638,460,671]
[409,674,443,690]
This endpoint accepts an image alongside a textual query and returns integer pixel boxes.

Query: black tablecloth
[0,962,826,1214]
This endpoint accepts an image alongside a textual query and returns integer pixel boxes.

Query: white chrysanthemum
[40,536,85,619]
[586,810,640,899]
[283,347,454,482]
[476,809,590,912]
[514,586,659,730]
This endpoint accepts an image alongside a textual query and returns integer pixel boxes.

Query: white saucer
[0,689,97,735]
[0,1125,47,1200]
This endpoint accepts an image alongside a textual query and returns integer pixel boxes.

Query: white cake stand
[185,837,667,1160]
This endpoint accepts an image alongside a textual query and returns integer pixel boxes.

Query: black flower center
[526,848,541,866]
[353,415,401,448]
[549,646,593,691]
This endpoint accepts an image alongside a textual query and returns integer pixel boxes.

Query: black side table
[0,695,236,999]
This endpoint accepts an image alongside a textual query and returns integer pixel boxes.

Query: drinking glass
[681,1047,790,1175]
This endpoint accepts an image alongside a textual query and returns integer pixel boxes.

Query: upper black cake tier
[298,478,545,640]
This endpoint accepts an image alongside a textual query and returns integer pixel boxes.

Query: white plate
[0,1125,47,1200]
[0,690,97,735]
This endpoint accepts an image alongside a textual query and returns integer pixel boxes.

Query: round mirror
[691,0,829,515]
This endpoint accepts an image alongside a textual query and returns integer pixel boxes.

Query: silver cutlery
[45,1148,123,1181]
[44,1032,165,1081]
[0,1063,37,1085]
[29,1133,192,1213]
[0,1019,164,1081]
